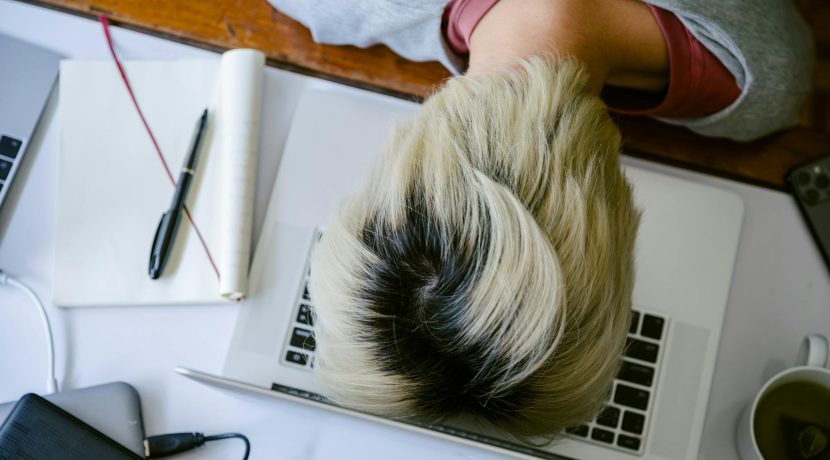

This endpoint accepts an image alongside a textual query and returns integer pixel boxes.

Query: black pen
[148,108,209,280]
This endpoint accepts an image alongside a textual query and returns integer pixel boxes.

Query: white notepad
[55,51,262,306]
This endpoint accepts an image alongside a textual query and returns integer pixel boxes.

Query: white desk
[1,2,828,459]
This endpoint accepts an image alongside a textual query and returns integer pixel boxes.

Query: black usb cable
[144,432,250,459]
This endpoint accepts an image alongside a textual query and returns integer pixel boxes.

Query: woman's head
[309,58,640,437]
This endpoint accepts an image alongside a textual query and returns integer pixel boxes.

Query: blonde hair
[309,57,640,437]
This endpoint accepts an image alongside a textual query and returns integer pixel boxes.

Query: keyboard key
[0,159,11,181]
[290,328,316,351]
[590,427,614,444]
[641,314,665,340]
[595,406,620,428]
[297,304,313,326]
[619,361,655,387]
[629,310,640,334]
[622,411,645,434]
[0,136,21,159]
[617,434,641,451]
[614,384,649,411]
[285,350,309,365]
[565,425,589,437]
[625,338,659,363]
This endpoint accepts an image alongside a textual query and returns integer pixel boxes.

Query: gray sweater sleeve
[269,0,465,73]
[645,0,814,141]
[268,0,813,141]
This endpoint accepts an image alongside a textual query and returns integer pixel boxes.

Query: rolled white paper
[218,49,264,301]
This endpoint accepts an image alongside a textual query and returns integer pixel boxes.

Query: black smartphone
[787,155,830,271]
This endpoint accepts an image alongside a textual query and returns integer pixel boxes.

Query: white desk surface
[1,2,828,459]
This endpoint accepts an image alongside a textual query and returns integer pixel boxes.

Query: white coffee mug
[737,334,830,460]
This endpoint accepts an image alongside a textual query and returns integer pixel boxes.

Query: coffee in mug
[737,334,830,460]
[753,380,830,459]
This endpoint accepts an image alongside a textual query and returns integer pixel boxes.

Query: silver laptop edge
[0,34,60,212]
[175,366,565,460]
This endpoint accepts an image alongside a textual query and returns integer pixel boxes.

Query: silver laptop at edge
[0,34,60,213]
[178,80,744,460]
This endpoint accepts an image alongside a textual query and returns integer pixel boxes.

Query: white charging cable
[0,270,58,394]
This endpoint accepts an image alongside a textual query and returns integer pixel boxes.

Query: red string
[99,15,220,280]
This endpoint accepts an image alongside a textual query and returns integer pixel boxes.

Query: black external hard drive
[0,393,142,459]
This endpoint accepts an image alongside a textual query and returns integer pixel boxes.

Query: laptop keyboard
[0,135,24,206]
[565,308,667,455]
[283,265,317,369]
[281,262,666,456]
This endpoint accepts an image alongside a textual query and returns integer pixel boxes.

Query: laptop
[0,382,146,457]
[0,34,60,214]
[178,81,744,460]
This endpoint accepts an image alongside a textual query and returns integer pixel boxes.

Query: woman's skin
[468,0,670,94]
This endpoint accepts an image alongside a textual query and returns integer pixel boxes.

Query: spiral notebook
[54,50,263,306]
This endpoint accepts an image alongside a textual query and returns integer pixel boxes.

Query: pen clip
[148,212,167,279]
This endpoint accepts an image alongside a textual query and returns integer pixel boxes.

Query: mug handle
[796,334,829,368]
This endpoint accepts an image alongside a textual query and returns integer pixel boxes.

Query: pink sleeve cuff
[443,0,500,55]
[605,5,741,118]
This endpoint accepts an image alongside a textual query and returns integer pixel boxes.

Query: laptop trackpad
[649,322,710,459]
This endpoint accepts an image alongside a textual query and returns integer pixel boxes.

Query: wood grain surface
[22,0,830,189]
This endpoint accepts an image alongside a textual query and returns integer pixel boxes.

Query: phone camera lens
[797,170,812,186]
[814,173,829,189]
[804,188,820,205]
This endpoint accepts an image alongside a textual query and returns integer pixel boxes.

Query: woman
[271,0,813,437]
